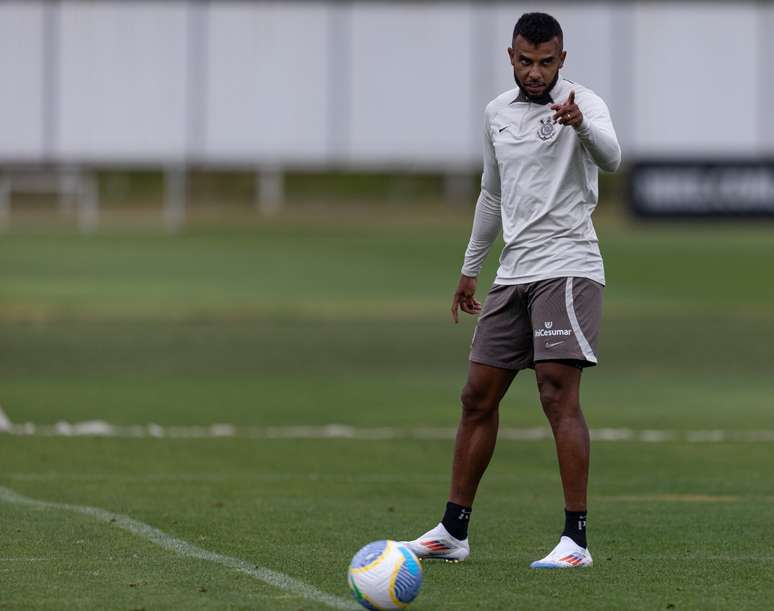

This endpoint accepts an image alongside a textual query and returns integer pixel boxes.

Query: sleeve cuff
[575,118,591,138]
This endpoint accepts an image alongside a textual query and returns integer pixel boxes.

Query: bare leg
[535,361,589,511]
[448,362,517,507]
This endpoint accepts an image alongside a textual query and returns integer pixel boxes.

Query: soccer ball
[348,540,423,610]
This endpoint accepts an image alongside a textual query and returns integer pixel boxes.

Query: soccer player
[404,12,621,568]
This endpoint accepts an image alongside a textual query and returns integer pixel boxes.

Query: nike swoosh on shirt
[498,125,510,133]
[545,341,565,348]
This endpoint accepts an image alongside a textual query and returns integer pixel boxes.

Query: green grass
[1,209,773,610]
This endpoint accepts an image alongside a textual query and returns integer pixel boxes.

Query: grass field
[1,206,773,610]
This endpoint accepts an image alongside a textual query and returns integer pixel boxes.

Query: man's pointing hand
[551,90,583,128]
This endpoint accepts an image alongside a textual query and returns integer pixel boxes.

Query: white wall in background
[205,2,330,164]
[0,3,45,160]
[633,3,759,156]
[347,3,476,166]
[0,1,768,165]
[56,1,189,163]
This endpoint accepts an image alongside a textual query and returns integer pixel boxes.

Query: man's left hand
[551,90,583,128]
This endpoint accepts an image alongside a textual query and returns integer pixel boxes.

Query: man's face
[508,35,565,98]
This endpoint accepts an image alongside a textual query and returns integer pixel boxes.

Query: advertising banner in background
[629,160,774,218]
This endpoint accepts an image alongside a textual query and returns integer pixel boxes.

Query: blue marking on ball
[350,540,388,569]
[393,544,422,604]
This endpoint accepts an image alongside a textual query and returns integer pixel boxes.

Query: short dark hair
[512,12,563,47]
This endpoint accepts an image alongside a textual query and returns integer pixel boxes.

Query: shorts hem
[469,355,530,372]
[534,357,598,369]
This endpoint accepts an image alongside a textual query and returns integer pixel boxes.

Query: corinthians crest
[537,117,556,141]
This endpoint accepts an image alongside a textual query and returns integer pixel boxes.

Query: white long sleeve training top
[461,77,621,285]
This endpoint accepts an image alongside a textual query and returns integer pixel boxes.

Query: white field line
[1,420,774,442]
[0,486,357,611]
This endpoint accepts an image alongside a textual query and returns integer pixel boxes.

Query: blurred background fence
[1,0,773,229]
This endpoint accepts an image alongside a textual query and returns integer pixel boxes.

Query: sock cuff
[447,501,472,515]
[562,509,588,548]
[441,501,472,540]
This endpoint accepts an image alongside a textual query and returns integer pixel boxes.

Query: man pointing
[405,12,621,569]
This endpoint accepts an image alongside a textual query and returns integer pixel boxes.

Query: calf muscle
[535,361,589,512]
[449,362,517,507]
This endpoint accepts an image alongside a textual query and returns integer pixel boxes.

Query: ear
[559,50,567,69]
[507,47,515,65]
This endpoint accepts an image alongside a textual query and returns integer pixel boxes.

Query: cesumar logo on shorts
[535,321,572,337]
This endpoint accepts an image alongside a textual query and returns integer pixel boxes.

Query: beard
[514,71,559,105]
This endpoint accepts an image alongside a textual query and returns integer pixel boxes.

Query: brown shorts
[470,277,603,370]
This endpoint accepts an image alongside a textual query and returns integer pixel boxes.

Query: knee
[538,376,573,426]
[460,382,498,421]
[538,376,562,410]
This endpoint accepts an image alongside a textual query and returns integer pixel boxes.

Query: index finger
[450,294,460,324]
[568,90,575,105]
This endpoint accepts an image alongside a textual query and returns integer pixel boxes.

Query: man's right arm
[452,109,503,323]
[461,108,502,278]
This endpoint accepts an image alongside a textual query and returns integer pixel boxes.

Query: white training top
[461,77,621,285]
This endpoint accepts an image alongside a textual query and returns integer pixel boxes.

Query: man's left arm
[552,91,622,172]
